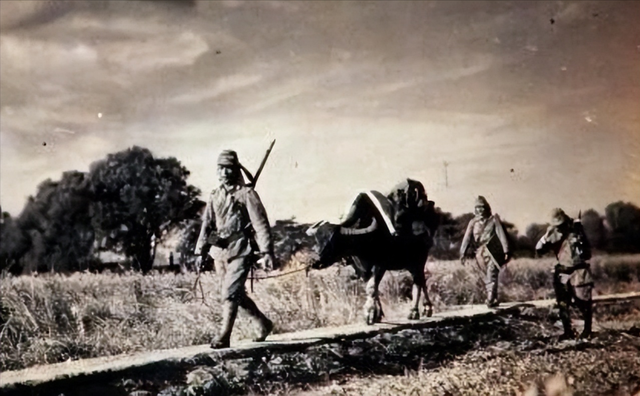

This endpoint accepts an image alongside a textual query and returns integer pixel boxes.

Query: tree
[175,218,204,271]
[604,201,640,253]
[2,172,95,273]
[581,209,605,250]
[271,218,316,267]
[0,211,30,274]
[88,146,202,272]
[430,210,474,260]
[525,223,548,244]
[499,218,519,249]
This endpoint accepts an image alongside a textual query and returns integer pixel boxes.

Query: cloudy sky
[1,0,639,231]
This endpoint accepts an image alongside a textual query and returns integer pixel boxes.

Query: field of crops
[2,253,640,375]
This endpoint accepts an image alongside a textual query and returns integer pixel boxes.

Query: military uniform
[536,208,593,339]
[194,150,274,348]
[460,196,511,307]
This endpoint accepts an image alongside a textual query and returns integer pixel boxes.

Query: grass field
[1,253,639,373]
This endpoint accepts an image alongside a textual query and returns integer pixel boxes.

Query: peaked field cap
[550,207,570,226]
[475,196,489,207]
[217,150,239,166]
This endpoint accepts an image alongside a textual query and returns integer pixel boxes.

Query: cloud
[0,35,98,73]
[104,30,209,72]
[0,0,638,232]
[0,1,73,32]
[552,1,599,23]
[310,53,497,117]
[170,73,263,105]
[219,0,300,12]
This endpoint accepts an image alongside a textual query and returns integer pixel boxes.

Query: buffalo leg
[409,267,432,319]
[364,266,386,325]
[422,282,433,317]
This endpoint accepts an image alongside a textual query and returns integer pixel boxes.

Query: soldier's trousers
[553,271,593,336]
[485,261,500,304]
[215,254,270,342]
[476,248,500,305]
[223,254,253,302]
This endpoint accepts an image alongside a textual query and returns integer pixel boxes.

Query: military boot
[485,287,499,308]
[240,295,273,342]
[211,300,238,349]
[558,303,575,341]
[578,302,593,339]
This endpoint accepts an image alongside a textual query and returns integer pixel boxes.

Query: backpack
[570,220,592,261]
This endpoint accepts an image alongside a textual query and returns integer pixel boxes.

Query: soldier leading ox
[307,179,440,325]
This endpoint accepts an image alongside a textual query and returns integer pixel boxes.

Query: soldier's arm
[194,196,215,256]
[535,226,554,255]
[493,214,510,254]
[245,189,274,256]
[459,220,475,258]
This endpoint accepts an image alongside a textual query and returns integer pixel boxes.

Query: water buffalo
[307,179,439,325]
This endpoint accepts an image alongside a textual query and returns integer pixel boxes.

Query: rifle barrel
[251,139,276,187]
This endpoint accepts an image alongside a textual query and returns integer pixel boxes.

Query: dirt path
[3,291,639,394]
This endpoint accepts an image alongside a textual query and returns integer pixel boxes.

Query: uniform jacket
[194,184,273,261]
[535,221,593,287]
[460,214,510,259]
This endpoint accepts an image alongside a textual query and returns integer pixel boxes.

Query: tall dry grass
[1,253,639,371]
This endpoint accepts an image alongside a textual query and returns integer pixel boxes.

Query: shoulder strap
[477,215,495,244]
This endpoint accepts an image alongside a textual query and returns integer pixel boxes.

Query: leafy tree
[511,222,545,256]
[2,172,94,273]
[176,217,206,271]
[581,209,605,250]
[271,218,316,266]
[526,223,548,244]
[0,211,29,274]
[604,201,640,253]
[500,218,519,248]
[88,146,202,272]
[431,210,474,260]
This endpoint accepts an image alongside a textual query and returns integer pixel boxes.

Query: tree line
[1,146,203,274]
[429,204,640,260]
[2,146,639,274]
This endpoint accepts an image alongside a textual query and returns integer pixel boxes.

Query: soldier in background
[536,208,593,340]
[194,150,275,349]
[460,196,511,308]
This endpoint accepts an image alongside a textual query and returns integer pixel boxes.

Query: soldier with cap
[536,208,593,340]
[460,196,511,308]
[194,149,275,349]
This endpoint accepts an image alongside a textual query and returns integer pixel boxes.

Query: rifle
[242,139,276,189]
[245,139,277,291]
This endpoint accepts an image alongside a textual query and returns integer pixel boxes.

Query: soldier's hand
[257,253,275,272]
[194,255,203,272]
[459,257,466,266]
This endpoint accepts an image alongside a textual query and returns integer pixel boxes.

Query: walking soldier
[536,208,593,340]
[194,149,275,349]
[460,196,511,308]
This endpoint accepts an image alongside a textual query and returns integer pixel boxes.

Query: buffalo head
[306,220,341,269]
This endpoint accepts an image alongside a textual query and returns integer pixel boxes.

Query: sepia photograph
[1,1,639,395]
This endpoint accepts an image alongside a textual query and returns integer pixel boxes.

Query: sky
[1,0,639,232]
